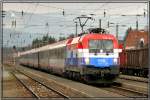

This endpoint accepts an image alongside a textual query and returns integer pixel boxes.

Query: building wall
[124,30,148,49]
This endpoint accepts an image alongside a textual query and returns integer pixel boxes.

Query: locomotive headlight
[85,58,89,64]
[100,49,103,53]
[113,58,118,64]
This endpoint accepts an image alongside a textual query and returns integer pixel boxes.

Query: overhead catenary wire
[3,3,147,47]
[24,3,39,29]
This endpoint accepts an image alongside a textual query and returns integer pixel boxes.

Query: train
[18,31,122,84]
[119,48,148,77]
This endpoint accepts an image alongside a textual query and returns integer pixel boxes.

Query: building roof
[123,29,148,49]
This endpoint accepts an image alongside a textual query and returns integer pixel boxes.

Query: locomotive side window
[89,40,113,53]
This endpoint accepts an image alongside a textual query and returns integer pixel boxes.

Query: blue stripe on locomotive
[65,57,116,68]
[89,58,114,68]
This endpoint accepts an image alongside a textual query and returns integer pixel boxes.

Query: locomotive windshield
[89,40,113,53]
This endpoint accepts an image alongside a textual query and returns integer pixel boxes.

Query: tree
[48,36,56,44]
[13,45,16,50]
[59,36,66,41]
[32,34,57,48]
[42,34,49,42]
[32,38,41,47]
[67,34,74,38]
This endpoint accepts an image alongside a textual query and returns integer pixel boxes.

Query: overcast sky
[3,3,148,47]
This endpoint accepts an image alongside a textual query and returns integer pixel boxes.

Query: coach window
[51,50,54,57]
[58,49,60,58]
[49,50,52,57]
[39,52,41,59]
[41,52,43,59]
[55,49,57,57]
[27,54,29,59]
[58,48,60,58]
[39,52,42,59]
[42,51,45,59]
[43,51,45,59]
[46,51,49,59]
[55,49,57,58]
[54,49,56,56]
[57,48,59,58]
[60,48,62,58]
[42,51,44,59]
[32,53,34,59]
[35,53,36,59]
[60,48,63,58]
[42,51,44,58]
[51,49,54,58]
[58,48,61,58]
[54,49,56,58]
[59,48,61,58]
[61,48,63,58]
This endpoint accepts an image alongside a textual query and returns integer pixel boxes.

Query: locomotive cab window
[89,40,113,53]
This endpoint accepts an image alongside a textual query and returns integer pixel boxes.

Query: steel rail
[16,69,70,99]
[111,85,148,97]
[11,72,40,99]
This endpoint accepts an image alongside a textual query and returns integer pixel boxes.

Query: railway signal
[21,10,24,16]
[144,9,147,17]
[62,9,65,16]
[143,10,146,17]
[104,9,106,17]
[2,10,6,18]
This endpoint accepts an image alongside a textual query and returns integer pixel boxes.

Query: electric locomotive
[19,29,122,84]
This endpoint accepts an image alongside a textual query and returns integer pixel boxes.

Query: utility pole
[107,21,109,28]
[46,22,49,34]
[136,20,138,30]
[116,24,119,40]
[1,9,5,67]
[75,22,78,37]
[135,14,142,30]
[99,19,101,29]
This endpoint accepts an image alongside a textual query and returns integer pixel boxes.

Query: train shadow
[89,83,111,87]
[89,82,122,88]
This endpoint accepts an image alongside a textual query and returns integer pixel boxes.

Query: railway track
[13,65,148,98]
[11,70,70,99]
[119,74,148,83]
[115,76,148,95]
[111,85,148,97]
[101,83,148,98]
